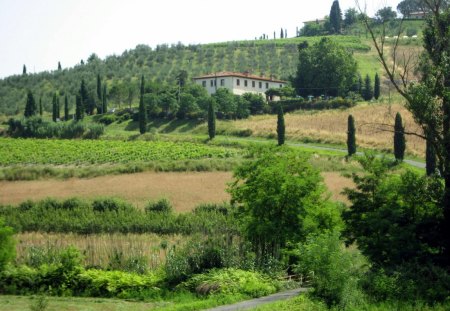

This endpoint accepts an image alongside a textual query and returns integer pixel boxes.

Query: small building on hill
[193,71,287,99]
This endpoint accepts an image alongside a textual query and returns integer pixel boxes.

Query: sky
[0,0,401,78]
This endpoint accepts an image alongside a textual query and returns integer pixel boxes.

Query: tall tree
[347,114,356,156]
[75,94,83,121]
[363,74,373,100]
[358,0,450,265]
[394,112,406,161]
[102,85,107,114]
[374,73,381,100]
[24,90,37,117]
[207,99,216,140]
[426,132,436,176]
[375,6,397,22]
[97,74,102,102]
[344,8,358,26]
[58,61,62,71]
[277,104,285,146]
[80,79,93,115]
[22,65,27,75]
[280,27,284,38]
[138,75,147,134]
[294,37,358,97]
[64,95,69,121]
[56,95,60,119]
[329,0,343,34]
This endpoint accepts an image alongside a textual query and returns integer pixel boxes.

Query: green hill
[0,33,419,115]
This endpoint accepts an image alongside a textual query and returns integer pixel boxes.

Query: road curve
[205,288,307,311]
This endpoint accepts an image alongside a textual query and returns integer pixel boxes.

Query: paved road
[205,288,307,311]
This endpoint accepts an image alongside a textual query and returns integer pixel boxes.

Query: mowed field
[0,171,351,211]
[232,102,425,157]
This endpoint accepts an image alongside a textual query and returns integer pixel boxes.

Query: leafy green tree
[397,0,423,17]
[228,148,341,264]
[176,70,188,88]
[294,38,358,97]
[177,93,200,119]
[64,95,69,121]
[139,75,147,134]
[102,85,107,114]
[347,114,356,156]
[329,0,343,34]
[363,74,373,100]
[394,112,406,161]
[0,218,15,271]
[375,6,397,22]
[75,94,83,121]
[426,132,436,176]
[374,73,381,100]
[24,90,37,117]
[207,99,216,140]
[343,155,444,267]
[277,104,285,146]
[243,93,266,114]
[213,88,237,119]
[344,8,358,27]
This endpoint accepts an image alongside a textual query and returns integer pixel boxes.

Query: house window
[237,79,240,86]
[259,82,262,88]
[244,80,248,87]
[252,81,255,87]
[210,80,214,87]
[266,82,269,89]
[202,81,206,87]
[220,79,225,86]
[280,84,283,88]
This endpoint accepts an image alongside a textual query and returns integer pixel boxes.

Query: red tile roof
[193,72,287,84]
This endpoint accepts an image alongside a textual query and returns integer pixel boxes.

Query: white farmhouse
[193,71,287,99]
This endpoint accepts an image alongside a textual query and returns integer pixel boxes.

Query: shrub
[95,114,117,125]
[0,217,15,271]
[145,198,173,214]
[269,97,355,113]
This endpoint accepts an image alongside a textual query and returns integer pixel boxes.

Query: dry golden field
[232,102,425,157]
[15,232,184,270]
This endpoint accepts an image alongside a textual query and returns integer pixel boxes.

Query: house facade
[193,72,287,98]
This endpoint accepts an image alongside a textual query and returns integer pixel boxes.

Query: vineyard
[0,138,240,165]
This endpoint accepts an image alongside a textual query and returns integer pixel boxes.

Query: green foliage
[229,147,342,265]
[343,155,445,267]
[426,132,437,176]
[181,268,278,298]
[329,0,343,34]
[271,97,355,113]
[64,95,69,121]
[294,231,368,308]
[394,112,405,161]
[294,38,358,97]
[276,105,285,146]
[138,75,147,134]
[362,74,373,100]
[145,198,173,214]
[6,117,104,139]
[347,115,356,156]
[374,73,380,100]
[0,218,15,271]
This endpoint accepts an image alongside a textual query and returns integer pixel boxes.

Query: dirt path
[206,288,307,311]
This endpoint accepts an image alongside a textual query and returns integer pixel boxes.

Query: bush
[181,268,278,298]
[95,114,117,125]
[145,198,173,214]
[294,231,368,308]
[269,97,355,113]
[0,217,15,271]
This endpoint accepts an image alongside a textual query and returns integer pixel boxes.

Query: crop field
[0,138,240,165]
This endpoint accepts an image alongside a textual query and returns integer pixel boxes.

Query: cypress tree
[97,74,102,101]
[329,0,342,34]
[56,95,60,120]
[24,90,37,117]
[374,73,381,100]
[80,79,90,115]
[208,100,216,140]
[347,114,356,156]
[363,74,373,101]
[58,61,62,71]
[75,94,83,121]
[39,96,43,116]
[426,132,436,176]
[357,74,363,96]
[102,85,107,114]
[277,104,285,146]
[22,65,27,75]
[394,112,406,161]
[64,95,69,121]
[52,93,58,122]
[280,28,284,39]
[138,75,147,134]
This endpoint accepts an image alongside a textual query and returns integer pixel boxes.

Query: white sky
[0,0,401,78]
